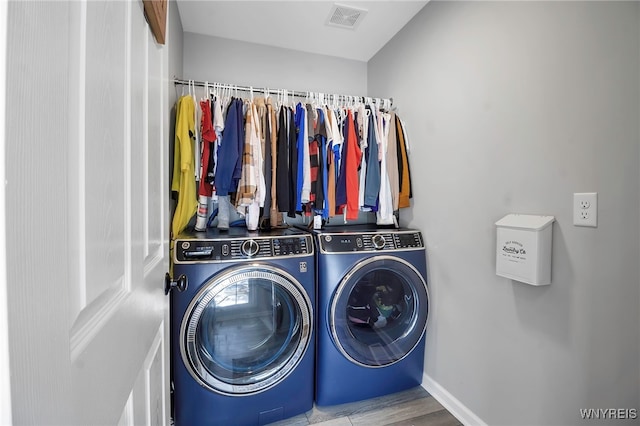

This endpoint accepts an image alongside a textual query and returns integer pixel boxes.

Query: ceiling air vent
[325,3,368,30]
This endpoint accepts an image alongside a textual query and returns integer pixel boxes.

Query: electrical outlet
[573,192,597,227]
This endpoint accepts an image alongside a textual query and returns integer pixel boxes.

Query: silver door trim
[329,255,429,368]
[180,264,313,396]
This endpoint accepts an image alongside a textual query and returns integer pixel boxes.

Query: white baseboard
[421,373,487,426]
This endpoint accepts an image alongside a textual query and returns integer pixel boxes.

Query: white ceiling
[176,1,429,62]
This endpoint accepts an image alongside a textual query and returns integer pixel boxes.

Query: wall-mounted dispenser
[495,214,555,286]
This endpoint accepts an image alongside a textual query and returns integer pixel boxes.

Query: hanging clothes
[194,99,216,231]
[305,134,319,217]
[386,112,400,212]
[214,97,244,230]
[325,108,340,218]
[396,114,413,209]
[267,100,281,227]
[330,108,344,172]
[276,106,298,218]
[303,107,327,217]
[357,104,369,211]
[235,101,265,230]
[201,98,217,189]
[325,108,337,218]
[276,106,290,213]
[171,80,418,230]
[315,107,329,218]
[345,109,362,220]
[335,110,348,213]
[294,103,307,212]
[214,98,244,196]
[377,111,394,226]
[190,83,201,182]
[254,97,271,225]
[336,109,362,221]
[302,103,314,205]
[363,109,381,209]
[171,95,198,237]
[287,106,299,218]
[208,95,225,186]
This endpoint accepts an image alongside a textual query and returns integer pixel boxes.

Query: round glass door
[180,265,312,395]
[330,256,429,367]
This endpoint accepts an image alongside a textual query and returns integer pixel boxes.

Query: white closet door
[4,1,170,424]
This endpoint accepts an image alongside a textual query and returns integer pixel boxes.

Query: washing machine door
[330,255,429,367]
[180,264,312,396]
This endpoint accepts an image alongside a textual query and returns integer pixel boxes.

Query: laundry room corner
[369,2,640,425]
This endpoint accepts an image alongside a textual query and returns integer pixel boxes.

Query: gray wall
[180,32,370,227]
[368,2,640,425]
[182,32,367,96]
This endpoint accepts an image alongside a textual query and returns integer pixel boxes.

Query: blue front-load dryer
[312,226,429,406]
[170,227,315,425]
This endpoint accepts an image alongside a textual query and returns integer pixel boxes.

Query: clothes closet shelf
[173,78,393,108]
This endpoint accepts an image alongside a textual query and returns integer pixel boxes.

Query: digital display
[396,233,422,248]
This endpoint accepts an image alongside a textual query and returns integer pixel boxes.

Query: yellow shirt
[171,95,198,238]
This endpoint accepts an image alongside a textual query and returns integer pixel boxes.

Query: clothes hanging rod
[173,78,393,106]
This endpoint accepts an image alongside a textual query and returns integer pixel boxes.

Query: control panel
[175,235,313,263]
[319,231,423,253]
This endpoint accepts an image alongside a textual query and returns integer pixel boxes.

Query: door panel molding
[70,285,128,362]
[123,0,133,295]
[144,324,165,426]
[69,0,134,363]
[144,246,164,277]
[117,393,134,426]
[68,0,88,324]
[146,35,164,261]
[142,24,150,259]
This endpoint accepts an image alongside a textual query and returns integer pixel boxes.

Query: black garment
[288,107,298,217]
[276,107,290,212]
[312,108,327,213]
[275,106,298,217]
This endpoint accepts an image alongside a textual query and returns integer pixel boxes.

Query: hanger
[275,89,281,109]
[189,80,197,104]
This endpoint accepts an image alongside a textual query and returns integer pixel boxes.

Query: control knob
[372,234,386,250]
[241,239,261,257]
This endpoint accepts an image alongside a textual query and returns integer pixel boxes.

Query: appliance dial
[241,239,260,257]
[372,234,386,250]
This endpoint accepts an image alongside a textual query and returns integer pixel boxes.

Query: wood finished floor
[271,387,462,426]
